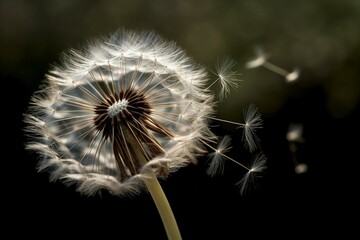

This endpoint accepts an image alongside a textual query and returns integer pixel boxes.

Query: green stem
[123,126,182,240]
[142,174,182,240]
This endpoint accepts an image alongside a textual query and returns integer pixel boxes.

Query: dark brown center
[93,88,172,179]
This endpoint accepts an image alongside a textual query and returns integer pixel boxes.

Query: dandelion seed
[236,153,267,195]
[202,135,259,192]
[207,103,263,153]
[242,103,263,152]
[211,57,241,100]
[287,123,307,174]
[206,135,232,176]
[246,47,300,82]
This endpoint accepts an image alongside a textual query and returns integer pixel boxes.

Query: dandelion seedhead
[24,29,266,197]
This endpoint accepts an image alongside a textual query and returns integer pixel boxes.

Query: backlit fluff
[24,29,216,196]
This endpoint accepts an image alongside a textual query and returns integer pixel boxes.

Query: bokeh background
[2,0,358,238]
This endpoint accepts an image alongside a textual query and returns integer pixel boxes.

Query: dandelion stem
[143,174,182,240]
[124,127,182,240]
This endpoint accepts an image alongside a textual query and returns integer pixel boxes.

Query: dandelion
[24,29,217,239]
[24,29,266,239]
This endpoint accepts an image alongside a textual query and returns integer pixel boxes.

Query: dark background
[2,0,358,238]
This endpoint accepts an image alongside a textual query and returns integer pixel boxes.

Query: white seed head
[24,29,216,196]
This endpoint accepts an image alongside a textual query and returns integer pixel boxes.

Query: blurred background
[1,0,358,238]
